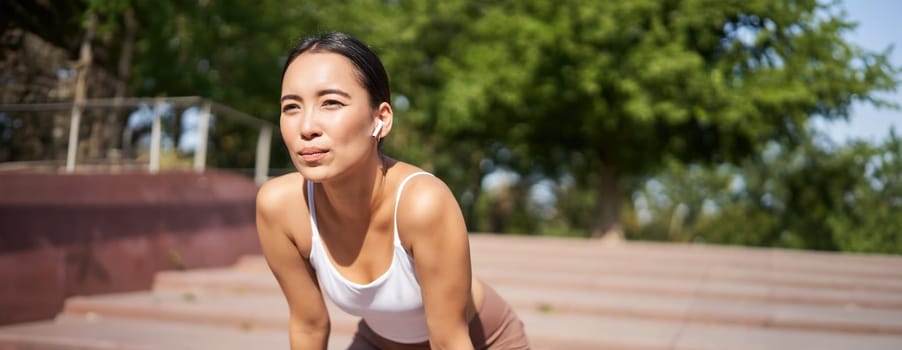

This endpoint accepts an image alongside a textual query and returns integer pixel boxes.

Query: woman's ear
[373,102,393,139]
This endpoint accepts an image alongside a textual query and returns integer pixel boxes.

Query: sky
[814,0,902,144]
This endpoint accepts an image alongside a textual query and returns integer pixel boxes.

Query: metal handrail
[0,97,275,185]
[0,97,275,127]
[0,96,203,111]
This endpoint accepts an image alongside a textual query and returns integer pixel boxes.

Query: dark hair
[282,32,390,108]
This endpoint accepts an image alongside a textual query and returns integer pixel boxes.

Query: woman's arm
[256,179,330,350]
[399,175,476,350]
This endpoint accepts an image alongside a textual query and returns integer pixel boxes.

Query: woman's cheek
[279,116,297,141]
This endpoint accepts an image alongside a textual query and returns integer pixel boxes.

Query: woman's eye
[323,100,344,108]
[282,104,300,113]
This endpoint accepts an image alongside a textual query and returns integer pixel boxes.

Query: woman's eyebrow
[280,89,350,103]
[318,89,351,98]
[280,94,301,103]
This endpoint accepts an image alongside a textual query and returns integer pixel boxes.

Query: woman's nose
[299,112,321,140]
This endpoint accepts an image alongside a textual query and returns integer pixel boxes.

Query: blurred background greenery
[2,0,899,253]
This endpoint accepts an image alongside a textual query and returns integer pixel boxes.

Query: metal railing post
[65,105,82,173]
[193,102,211,173]
[254,125,272,185]
[65,15,95,174]
[149,98,164,174]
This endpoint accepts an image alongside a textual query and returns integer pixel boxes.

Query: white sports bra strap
[306,181,320,242]
[392,172,433,245]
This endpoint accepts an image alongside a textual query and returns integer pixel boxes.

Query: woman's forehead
[283,52,364,91]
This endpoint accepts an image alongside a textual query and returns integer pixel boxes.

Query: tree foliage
[629,131,902,254]
[415,0,898,237]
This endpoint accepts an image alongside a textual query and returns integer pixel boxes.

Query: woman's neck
[315,153,389,227]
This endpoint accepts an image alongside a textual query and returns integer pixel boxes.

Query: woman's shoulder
[389,161,451,200]
[257,172,305,210]
[256,172,310,229]
[390,163,460,228]
[256,172,312,254]
[390,162,468,253]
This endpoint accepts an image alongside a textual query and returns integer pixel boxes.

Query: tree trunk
[106,8,136,163]
[83,9,136,166]
[463,173,483,232]
[462,150,485,232]
[590,163,624,241]
[66,14,95,172]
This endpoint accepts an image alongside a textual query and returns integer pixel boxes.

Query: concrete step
[52,289,591,348]
[474,265,902,310]
[0,314,313,350]
[670,321,902,350]
[51,288,902,350]
[236,251,902,295]
[518,309,902,350]
[152,268,279,295]
[160,257,902,314]
[68,269,902,338]
[60,290,358,335]
[492,284,902,335]
[468,234,902,279]
[235,235,902,295]
[471,251,902,294]
[6,304,901,350]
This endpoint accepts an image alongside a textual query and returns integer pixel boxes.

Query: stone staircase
[2,234,902,349]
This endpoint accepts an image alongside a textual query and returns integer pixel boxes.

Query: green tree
[830,131,902,254]
[629,130,902,254]
[425,0,898,238]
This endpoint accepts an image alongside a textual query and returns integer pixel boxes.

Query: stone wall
[0,171,263,325]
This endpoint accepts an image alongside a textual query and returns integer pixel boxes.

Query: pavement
[2,234,902,349]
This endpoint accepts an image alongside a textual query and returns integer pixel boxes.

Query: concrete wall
[0,171,263,325]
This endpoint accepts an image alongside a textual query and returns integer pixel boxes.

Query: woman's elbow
[428,328,474,350]
[289,315,330,348]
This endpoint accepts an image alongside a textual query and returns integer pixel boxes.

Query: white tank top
[306,172,433,344]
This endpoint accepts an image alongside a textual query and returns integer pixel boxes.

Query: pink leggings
[347,282,529,349]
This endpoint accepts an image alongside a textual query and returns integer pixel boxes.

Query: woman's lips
[299,148,328,162]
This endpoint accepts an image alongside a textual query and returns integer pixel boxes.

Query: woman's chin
[298,168,330,183]
[300,163,356,183]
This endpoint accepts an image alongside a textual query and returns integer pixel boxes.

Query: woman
[255,32,530,350]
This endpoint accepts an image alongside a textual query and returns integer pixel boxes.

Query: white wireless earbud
[372,120,384,137]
